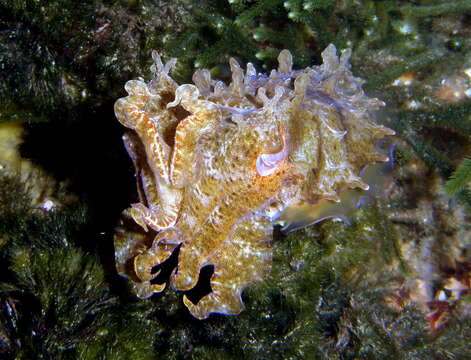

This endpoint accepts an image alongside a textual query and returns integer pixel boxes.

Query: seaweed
[446,157,471,195]
[0,174,158,359]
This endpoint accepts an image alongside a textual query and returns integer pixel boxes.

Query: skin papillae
[113,45,394,319]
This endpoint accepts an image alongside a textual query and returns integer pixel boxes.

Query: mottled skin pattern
[114,45,394,319]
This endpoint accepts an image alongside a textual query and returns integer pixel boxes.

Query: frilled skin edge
[113,44,394,319]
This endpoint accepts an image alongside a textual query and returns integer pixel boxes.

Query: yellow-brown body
[114,46,393,319]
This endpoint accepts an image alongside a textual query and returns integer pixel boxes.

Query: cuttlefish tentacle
[115,81,171,182]
[129,199,180,232]
[115,81,182,231]
[167,84,223,188]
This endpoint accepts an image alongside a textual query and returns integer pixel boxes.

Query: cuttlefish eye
[256,125,288,177]
[256,147,286,177]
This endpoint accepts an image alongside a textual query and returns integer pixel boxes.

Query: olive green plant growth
[224,201,471,359]
[445,157,471,195]
[0,175,157,359]
[0,246,158,360]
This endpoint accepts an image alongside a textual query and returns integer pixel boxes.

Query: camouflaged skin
[114,45,394,319]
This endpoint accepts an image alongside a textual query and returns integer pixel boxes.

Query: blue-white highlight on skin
[256,147,286,177]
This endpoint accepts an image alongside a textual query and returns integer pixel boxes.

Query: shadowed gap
[150,244,181,284]
[149,245,215,305]
[184,264,214,305]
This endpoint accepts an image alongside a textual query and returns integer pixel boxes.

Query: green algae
[399,0,471,18]
[446,157,471,195]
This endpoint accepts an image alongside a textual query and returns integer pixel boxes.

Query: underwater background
[0,0,470,359]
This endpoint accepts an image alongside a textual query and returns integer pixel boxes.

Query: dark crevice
[159,91,192,147]
[184,264,214,305]
[150,244,181,285]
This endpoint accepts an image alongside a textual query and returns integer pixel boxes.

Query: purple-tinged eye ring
[256,145,286,177]
[256,122,288,177]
